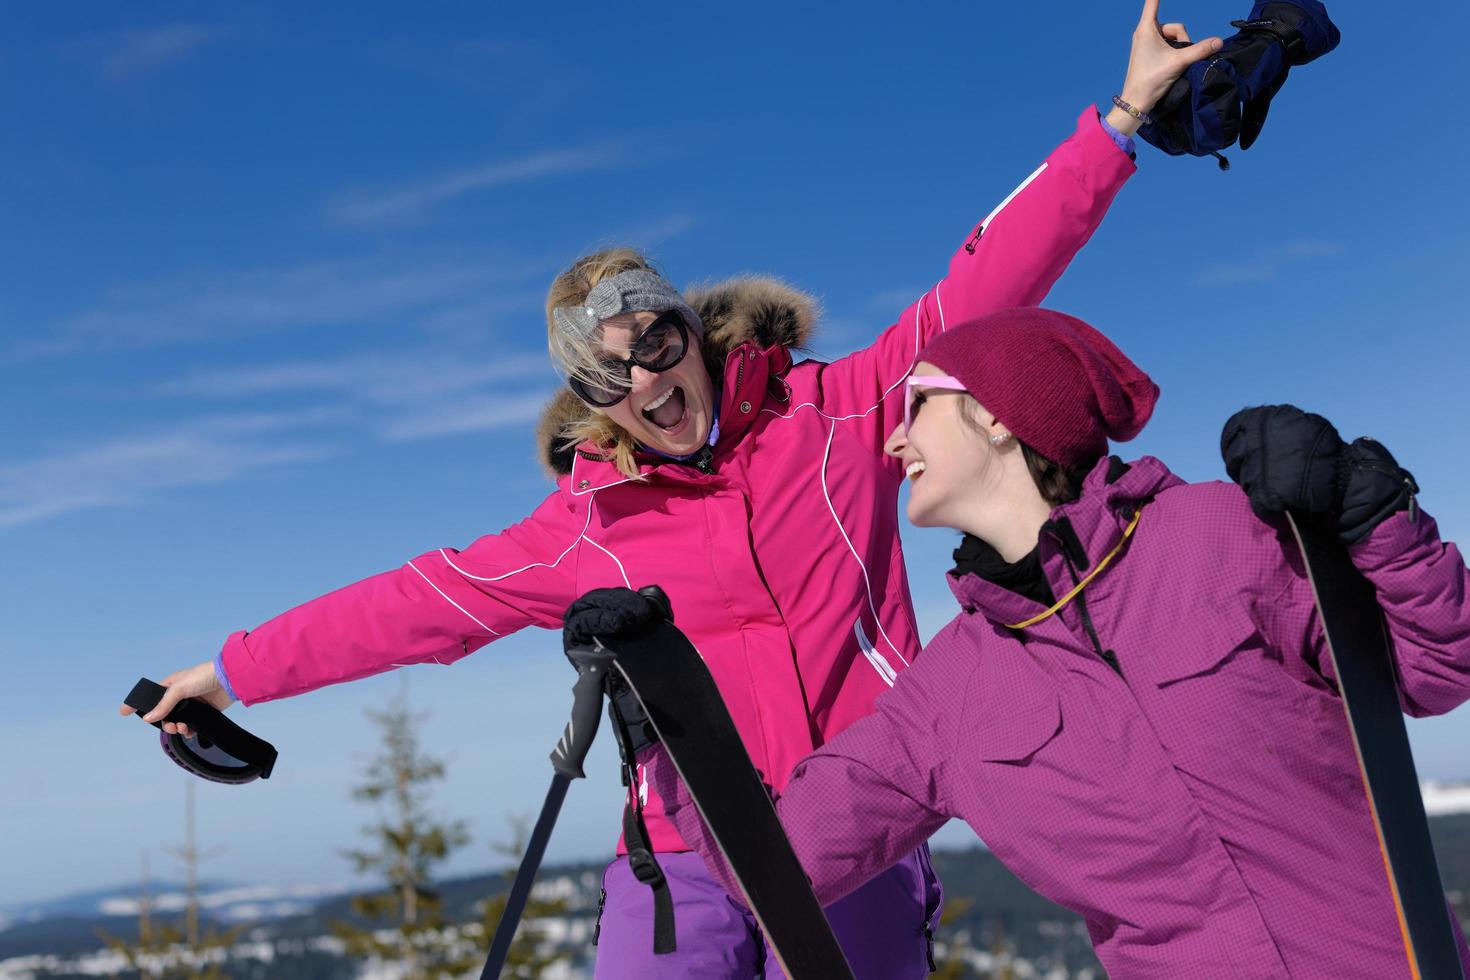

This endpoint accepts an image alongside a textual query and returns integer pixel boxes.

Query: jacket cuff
[213,651,239,702]
[1348,507,1439,571]
[1075,104,1139,179]
[219,630,266,706]
[1096,112,1137,159]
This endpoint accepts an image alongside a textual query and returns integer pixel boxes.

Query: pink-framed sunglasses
[903,374,968,434]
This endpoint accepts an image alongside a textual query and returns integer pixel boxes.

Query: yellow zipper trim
[1004,509,1143,631]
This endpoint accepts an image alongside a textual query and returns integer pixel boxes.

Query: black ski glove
[563,586,675,755]
[1338,437,1419,544]
[1221,405,1418,544]
[563,587,668,649]
[1221,404,1344,517]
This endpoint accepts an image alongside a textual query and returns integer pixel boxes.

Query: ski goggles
[124,678,278,785]
[567,310,690,408]
[903,374,968,435]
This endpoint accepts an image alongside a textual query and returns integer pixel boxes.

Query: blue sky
[3,2,1468,906]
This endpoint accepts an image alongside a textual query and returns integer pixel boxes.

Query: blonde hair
[545,248,658,477]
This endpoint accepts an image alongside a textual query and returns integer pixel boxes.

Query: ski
[599,614,856,980]
[1286,511,1465,980]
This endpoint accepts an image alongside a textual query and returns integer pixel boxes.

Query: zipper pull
[694,446,714,474]
[1406,478,1418,523]
[963,224,984,254]
[593,887,607,946]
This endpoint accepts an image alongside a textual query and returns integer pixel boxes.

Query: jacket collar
[947,455,1183,623]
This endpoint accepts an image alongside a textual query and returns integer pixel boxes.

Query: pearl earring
[989,432,1011,446]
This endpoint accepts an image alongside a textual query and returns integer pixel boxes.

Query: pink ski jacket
[219,107,1135,852]
[654,456,1470,978]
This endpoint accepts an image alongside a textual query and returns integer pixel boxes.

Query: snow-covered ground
[1423,781,1470,816]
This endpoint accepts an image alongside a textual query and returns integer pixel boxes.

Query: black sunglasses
[568,310,690,408]
[125,678,278,784]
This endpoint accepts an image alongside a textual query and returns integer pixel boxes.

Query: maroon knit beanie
[916,307,1159,470]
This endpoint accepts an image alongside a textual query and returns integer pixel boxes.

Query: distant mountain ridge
[4,813,1468,977]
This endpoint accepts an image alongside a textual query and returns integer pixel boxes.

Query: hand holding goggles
[124,678,278,785]
[567,310,690,408]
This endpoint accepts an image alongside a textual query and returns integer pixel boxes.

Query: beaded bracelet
[1111,94,1153,125]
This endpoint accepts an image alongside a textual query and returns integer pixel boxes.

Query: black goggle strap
[125,678,278,780]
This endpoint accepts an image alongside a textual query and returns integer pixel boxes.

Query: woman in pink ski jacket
[120,6,1225,974]
[648,307,1470,978]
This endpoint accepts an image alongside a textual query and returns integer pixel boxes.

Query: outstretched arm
[121,488,585,730]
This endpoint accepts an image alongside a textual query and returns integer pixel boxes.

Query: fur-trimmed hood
[536,276,820,477]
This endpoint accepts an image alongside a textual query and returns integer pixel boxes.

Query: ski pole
[480,644,616,979]
[1286,512,1465,980]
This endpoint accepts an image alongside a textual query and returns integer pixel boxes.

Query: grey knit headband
[552,269,703,343]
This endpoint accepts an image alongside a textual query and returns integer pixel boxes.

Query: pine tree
[331,686,476,979]
[99,784,240,979]
[465,817,571,978]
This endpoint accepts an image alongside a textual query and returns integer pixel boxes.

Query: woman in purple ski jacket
[120,6,1225,975]
[649,307,1470,978]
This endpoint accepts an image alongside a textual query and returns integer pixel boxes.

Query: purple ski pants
[591,845,941,978]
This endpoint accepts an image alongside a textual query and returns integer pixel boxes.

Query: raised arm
[816,107,1135,454]
[819,0,1222,454]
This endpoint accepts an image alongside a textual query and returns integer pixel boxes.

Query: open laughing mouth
[905,461,926,482]
[642,386,688,431]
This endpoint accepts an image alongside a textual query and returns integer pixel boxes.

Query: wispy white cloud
[616,212,700,248]
[1193,239,1345,286]
[326,145,624,228]
[0,346,559,528]
[865,286,928,314]
[151,348,554,444]
[154,349,550,404]
[80,23,229,84]
[0,412,340,529]
[8,253,550,362]
[382,391,551,441]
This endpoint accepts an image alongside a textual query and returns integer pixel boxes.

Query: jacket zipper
[732,348,747,403]
[592,886,607,945]
[1047,518,1123,677]
[691,351,748,475]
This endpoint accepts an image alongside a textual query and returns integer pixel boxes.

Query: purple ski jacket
[218,108,1135,854]
[653,455,1470,977]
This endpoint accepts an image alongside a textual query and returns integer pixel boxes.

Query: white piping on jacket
[439,504,596,583]
[583,533,632,588]
[423,491,629,627]
[819,422,911,672]
[404,559,500,637]
[977,161,1048,239]
[854,617,897,687]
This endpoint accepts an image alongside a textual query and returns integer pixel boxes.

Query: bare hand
[1119,0,1223,119]
[118,660,236,739]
